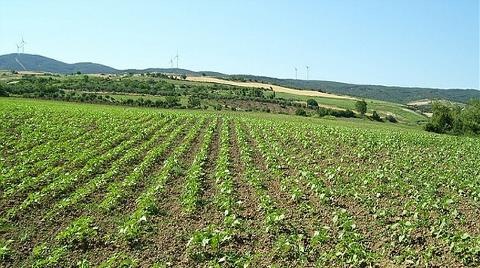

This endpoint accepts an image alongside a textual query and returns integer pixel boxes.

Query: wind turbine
[14,40,27,70]
[306,66,310,80]
[19,37,26,53]
[295,67,298,80]
[169,58,174,68]
[173,50,179,69]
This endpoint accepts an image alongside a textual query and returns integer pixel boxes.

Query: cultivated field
[186,76,357,100]
[0,98,479,267]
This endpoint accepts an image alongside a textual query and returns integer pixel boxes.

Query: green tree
[0,84,8,97]
[187,96,201,108]
[386,114,397,123]
[165,96,180,107]
[355,100,367,115]
[458,99,480,134]
[371,111,382,121]
[306,99,318,108]
[425,102,456,133]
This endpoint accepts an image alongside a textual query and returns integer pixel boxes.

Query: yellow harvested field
[407,99,432,106]
[187,76,357,100]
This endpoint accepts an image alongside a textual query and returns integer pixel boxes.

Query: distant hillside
[1,53,478,104]
[0,54,223,76]
[0,54,117,74]
[123,68,224,77]
[219,75,480,104]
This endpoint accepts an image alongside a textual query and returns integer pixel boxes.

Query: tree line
[425,100,480,136]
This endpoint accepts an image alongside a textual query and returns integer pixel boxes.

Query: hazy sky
[1,0,478,89]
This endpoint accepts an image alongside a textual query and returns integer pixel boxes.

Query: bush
[165,96,180,107]
[318,107,330,117]
[425,100,480,135]
[355,100,367,115]
[425,102,457,133]
[371,111,382,121]
[295,108,307,116]
[0,84,8,97]
[187,96,201,108]
[307,99,318,109]
[385,115,397,123]
[457,99,480,135]
[318,107,355,118]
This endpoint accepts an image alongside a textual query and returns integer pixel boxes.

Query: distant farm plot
[186,76,357,100]
[187,76,426,124]
[0,98,479,267]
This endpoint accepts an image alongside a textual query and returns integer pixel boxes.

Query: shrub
[425,100,480,135]
[371,111,382,121]
[0,85,8,97]
[355,100,367,115]
[295,108,307,116]
[318,107,355,118]
[318,107,330,117]
[386,114,397,123]
[187,96,201,108]
[425,102,456,134]
[165,96,180,107]
[307,99,318,109]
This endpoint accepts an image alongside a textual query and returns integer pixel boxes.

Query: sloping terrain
[222,75,480,104]
[1,53,477,105]
[186,76,356,100]
[0,54,117,74]
[1,98,479,267]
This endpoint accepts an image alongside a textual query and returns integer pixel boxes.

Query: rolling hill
[1,53,478,104]
[0,53,117,74]
[216,75,480,104]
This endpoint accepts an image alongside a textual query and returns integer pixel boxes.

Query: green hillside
[1,53,477,105]
[221,75,480,104]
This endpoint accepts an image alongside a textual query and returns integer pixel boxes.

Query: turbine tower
[295,67,298,80]
[19,37,26,53]
[306,66,310,80]
[174,50,179,69]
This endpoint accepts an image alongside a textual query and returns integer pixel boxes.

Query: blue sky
[0,0,478,89]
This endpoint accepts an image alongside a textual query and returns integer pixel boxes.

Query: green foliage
[458,99,480,134]
[355,100,367,115]
[221,73,480,104]
[1,98,480,267]
[0,84,8,97]
[425,102,456,133]
[0,239,14,260]
[55,216,97,247]
[306,98,318,108]
[165,95,180,107]
[187,225,233,261]
[295,108,307,116]
[31,243,68,268]
[425,100,480,135]
[371,110,382,121]
[318,107,355,118]
[187,96,201,108]
[386,114,397,123]
[98,253,137,268]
